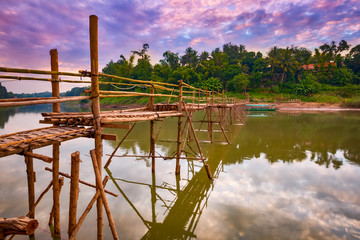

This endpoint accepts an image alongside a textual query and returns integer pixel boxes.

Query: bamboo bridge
[0,15,246,240]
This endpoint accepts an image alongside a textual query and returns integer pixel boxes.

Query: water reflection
[1,107,360,239]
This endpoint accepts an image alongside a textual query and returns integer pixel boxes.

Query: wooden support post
[149,80,154,111]
[25,151,35,240]
[175,79,183,175]
[49,177,64,228]
[89,15,103,240]
[68,151,80,237]
[182,102,213,179]
[198,90,200,108]
[90,150,119,240]
[50,49,60,113]
[52,142,60,238]
[150,120,155,173]
[175,115,182,175]
[69,177,109,240]
[151,173,156,224]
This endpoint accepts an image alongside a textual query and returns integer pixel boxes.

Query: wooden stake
[89,15,103,240]
[175,115,182,175]
[68,151,80,237]
[49,177,64,227]
[50,49,60,113]
[90,150,119,240]
[69,177,109,240]
[25,153,35,220]
[52,142,60,238]
[150,120,155,173]
[182,102,213,179]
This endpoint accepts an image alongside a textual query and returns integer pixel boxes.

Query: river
[0,105,359,239]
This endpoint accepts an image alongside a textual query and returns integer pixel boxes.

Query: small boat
[246,104,277,111]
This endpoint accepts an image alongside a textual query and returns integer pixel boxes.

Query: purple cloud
[0,0,359,93]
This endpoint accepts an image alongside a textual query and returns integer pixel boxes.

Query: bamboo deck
[0,126,91,157]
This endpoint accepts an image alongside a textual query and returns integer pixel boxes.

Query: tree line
[101,40,360,96]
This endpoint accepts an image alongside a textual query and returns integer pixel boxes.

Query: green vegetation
[1,40,359,108]
[0,82,15,98]
[100,40,360,107]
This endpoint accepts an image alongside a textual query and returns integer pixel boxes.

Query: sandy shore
[275,102,360,112]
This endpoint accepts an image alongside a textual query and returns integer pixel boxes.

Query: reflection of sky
[1,110,360,239]
[196,155,360,239]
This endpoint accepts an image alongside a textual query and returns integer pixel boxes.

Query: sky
[0,0,360,93]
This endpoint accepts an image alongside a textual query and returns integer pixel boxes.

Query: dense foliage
[101,40,360,98]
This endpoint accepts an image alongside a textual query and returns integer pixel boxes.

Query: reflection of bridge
[0,15,246,240]
[106,155,224,240]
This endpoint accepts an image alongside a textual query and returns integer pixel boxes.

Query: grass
[341,97,360,108]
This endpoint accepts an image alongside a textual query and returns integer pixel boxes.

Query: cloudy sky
[0,0,360,93]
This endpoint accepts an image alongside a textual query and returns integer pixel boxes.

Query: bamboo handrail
[96,72,178,87]
[0,75,150,89]
[0,96,91,108]
[0,67,84,77]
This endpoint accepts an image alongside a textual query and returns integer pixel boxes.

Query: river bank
[275,102,360,112]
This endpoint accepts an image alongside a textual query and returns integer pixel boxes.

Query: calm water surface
[0,105,359,240]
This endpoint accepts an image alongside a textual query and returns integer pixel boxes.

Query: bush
[294,73,321,96]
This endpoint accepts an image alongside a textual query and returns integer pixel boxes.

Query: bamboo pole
[89,15,103,240]
[182,102,213,179]
[90,150,119,240]
[68,151,80,237]
[44,167,117,197]
[150,120,155,173]
[0,96,57,102]
[175,79,183,175]
[0,96,90,108]
[48,177,64,227]
[68,177,109,240]
[27,180,53,218]
[96,72,178,87]
[23,151,53,163]
[93,90,179,98]
[25,152,35,222]
[0,67,83,77]
[50,49,60,113]
[52,142,61,238]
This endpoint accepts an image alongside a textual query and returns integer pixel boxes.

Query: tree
[132,43,150,60]
[278,47,299,84]
[199,77,223,92]
[226,73,249,94]
[345,44,360,76]
[295,73,320,96]
[160,50,180,70]
[180,47,198,67]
